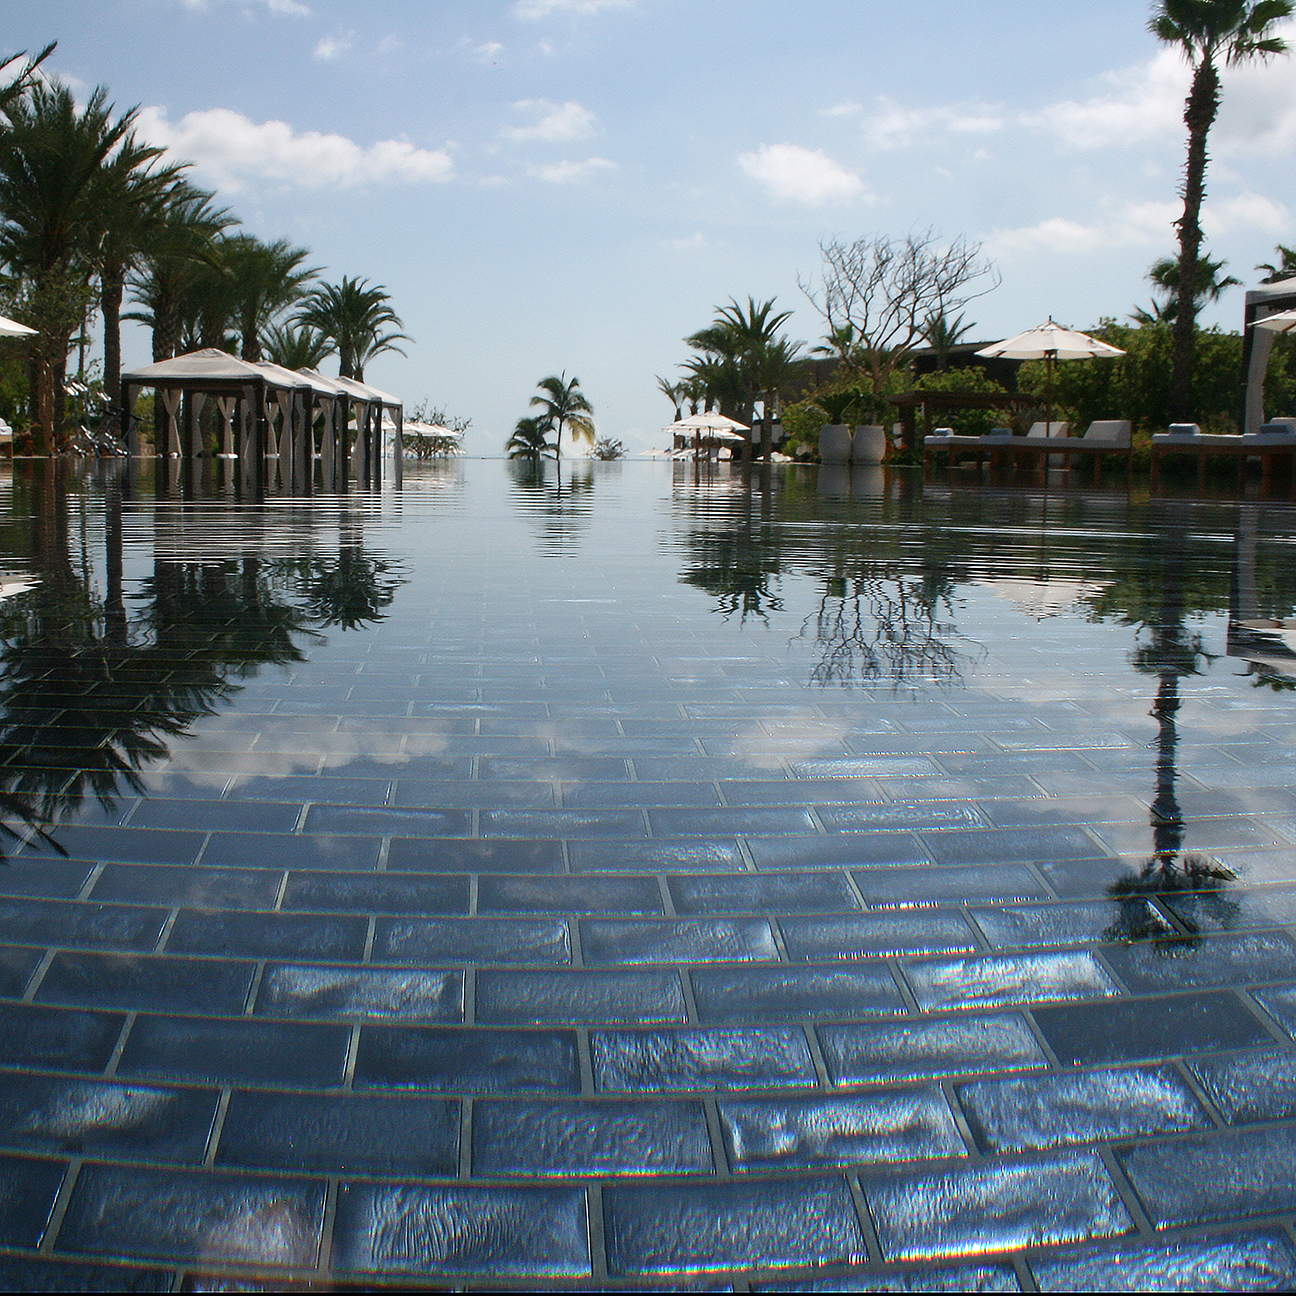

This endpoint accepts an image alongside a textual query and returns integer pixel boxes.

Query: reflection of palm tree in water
[508,458,595,555]
[0,468,403,860]
[1105,524,1235,944]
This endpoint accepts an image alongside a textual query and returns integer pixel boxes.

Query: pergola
[121,349,404,492]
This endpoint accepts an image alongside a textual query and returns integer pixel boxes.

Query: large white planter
[852,424,886,465]
[819,424,851,464]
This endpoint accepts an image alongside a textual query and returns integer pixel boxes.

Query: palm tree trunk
[1170,56,1220,423]
[101,267,124,399]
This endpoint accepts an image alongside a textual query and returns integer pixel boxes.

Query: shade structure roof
[252,361,347,397]
[976,319,1125,361]
[1251,308,1296,335]
[0,314,36,338]
[325,373,403,409]
[123,348,294,388]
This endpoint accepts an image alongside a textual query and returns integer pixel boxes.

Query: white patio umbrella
[977,318,1124,427]
[0,315,36,337]
[666,412,750,434]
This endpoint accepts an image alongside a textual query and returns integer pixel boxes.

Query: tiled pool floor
[0,462,1295,1288]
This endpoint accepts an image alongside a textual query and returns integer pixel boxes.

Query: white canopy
[123,348,292,387]
[0,315,36,338]
[1251,308,1296,335]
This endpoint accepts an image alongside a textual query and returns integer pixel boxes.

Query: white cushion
[1082,420,1131,446]
[1026,421,1069,438]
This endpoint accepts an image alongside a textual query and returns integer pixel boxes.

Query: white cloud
[737,143,867,205]
[136,106,454,191]
[312,32,353,61]
[983,193,1289,261]
[1202,191,1290,236]
[529,157,616,184]
[864,96,1004,149]
[471,41,503,63]
[1026,27,1296,156]
[514,0,631,17]
[504,100,596,142]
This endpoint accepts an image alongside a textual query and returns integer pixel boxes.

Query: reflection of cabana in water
[120,349,403,492]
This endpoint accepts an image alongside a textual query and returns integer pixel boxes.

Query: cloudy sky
[11,0,1296,453]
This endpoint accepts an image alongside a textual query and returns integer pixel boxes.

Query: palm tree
[124,190,235,361]
[506,414,555,459]
[263,322,337,371]
[220,235,317,362]
[529,374,594,459]
[1150,0,1292,419]
[921,311,975,370]
[0,43,54,121]
[656,375,685,421]
[1257,243,1296,283]
[96,170,201,396]
[0,80,152,450]
[294,276,409,381]
[1130,253,1240,324]
[686,298,801,458]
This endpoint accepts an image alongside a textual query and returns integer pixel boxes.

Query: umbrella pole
[1046,351,1055,430]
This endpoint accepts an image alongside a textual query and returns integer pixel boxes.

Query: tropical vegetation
[527,373,595,459]
[0,41,413,453]
[1149,0,1293,420]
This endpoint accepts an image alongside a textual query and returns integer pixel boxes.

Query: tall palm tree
[220,235,317,362]
[0,81,152,450]
[96,170,202,396]
[1150,0,1292,419]
[921,311,975,370]
[529,374,594,460]
[294,276,409,381]
[124,190,235,361]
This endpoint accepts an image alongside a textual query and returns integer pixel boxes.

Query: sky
[10,0,1296,455]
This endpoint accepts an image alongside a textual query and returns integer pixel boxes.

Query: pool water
[0,458,1295,1288]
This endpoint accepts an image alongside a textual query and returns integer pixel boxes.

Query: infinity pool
[1,458,1295,1289]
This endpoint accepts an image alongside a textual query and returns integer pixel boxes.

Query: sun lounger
[1151,423,1296,491]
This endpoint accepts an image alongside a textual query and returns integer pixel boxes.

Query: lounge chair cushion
[1081,420,1131,447]
[1026,422,1069,438]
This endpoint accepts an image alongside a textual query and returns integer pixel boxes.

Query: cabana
[326,373,405,488]
[121,349,404,492]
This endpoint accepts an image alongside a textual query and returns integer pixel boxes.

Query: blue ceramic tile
[1034,991,1272,1065]
[903,952,1121,1012]
[1187,1046,1296,1122]
[476,969,687,1024]
[668,872,859,914]
[691,965,907,1023]
[780,912,979,961]
[354,1025,579,1092]
[720,1091,964,1170]
[474,1098,713,1175]
[0,1075,216,1162]
[1120,1125,1296,1226]
[581,918,778,965]
[332,1182,590,1277]
[373,916,571,965]
[957,1065,1210,1152]
[34,952,255,1016]
[217,1090,458,1175]
[1101,930,1296,993]
[592,1027,816,1091]
[255,963,464,1021]
[604,1178,866,1275]
[820,1015,1048,1086]
[1030,1230,1296,1292]
[58,1163,325,1266]
[865,1153,1133,1262]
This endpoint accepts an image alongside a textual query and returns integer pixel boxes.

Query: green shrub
[913,366,1008,437]
[780,400,829,458]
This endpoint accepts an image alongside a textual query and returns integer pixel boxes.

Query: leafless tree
[798,230,999,397]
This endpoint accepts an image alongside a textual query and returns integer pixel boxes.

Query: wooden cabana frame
[121,349,404,493]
